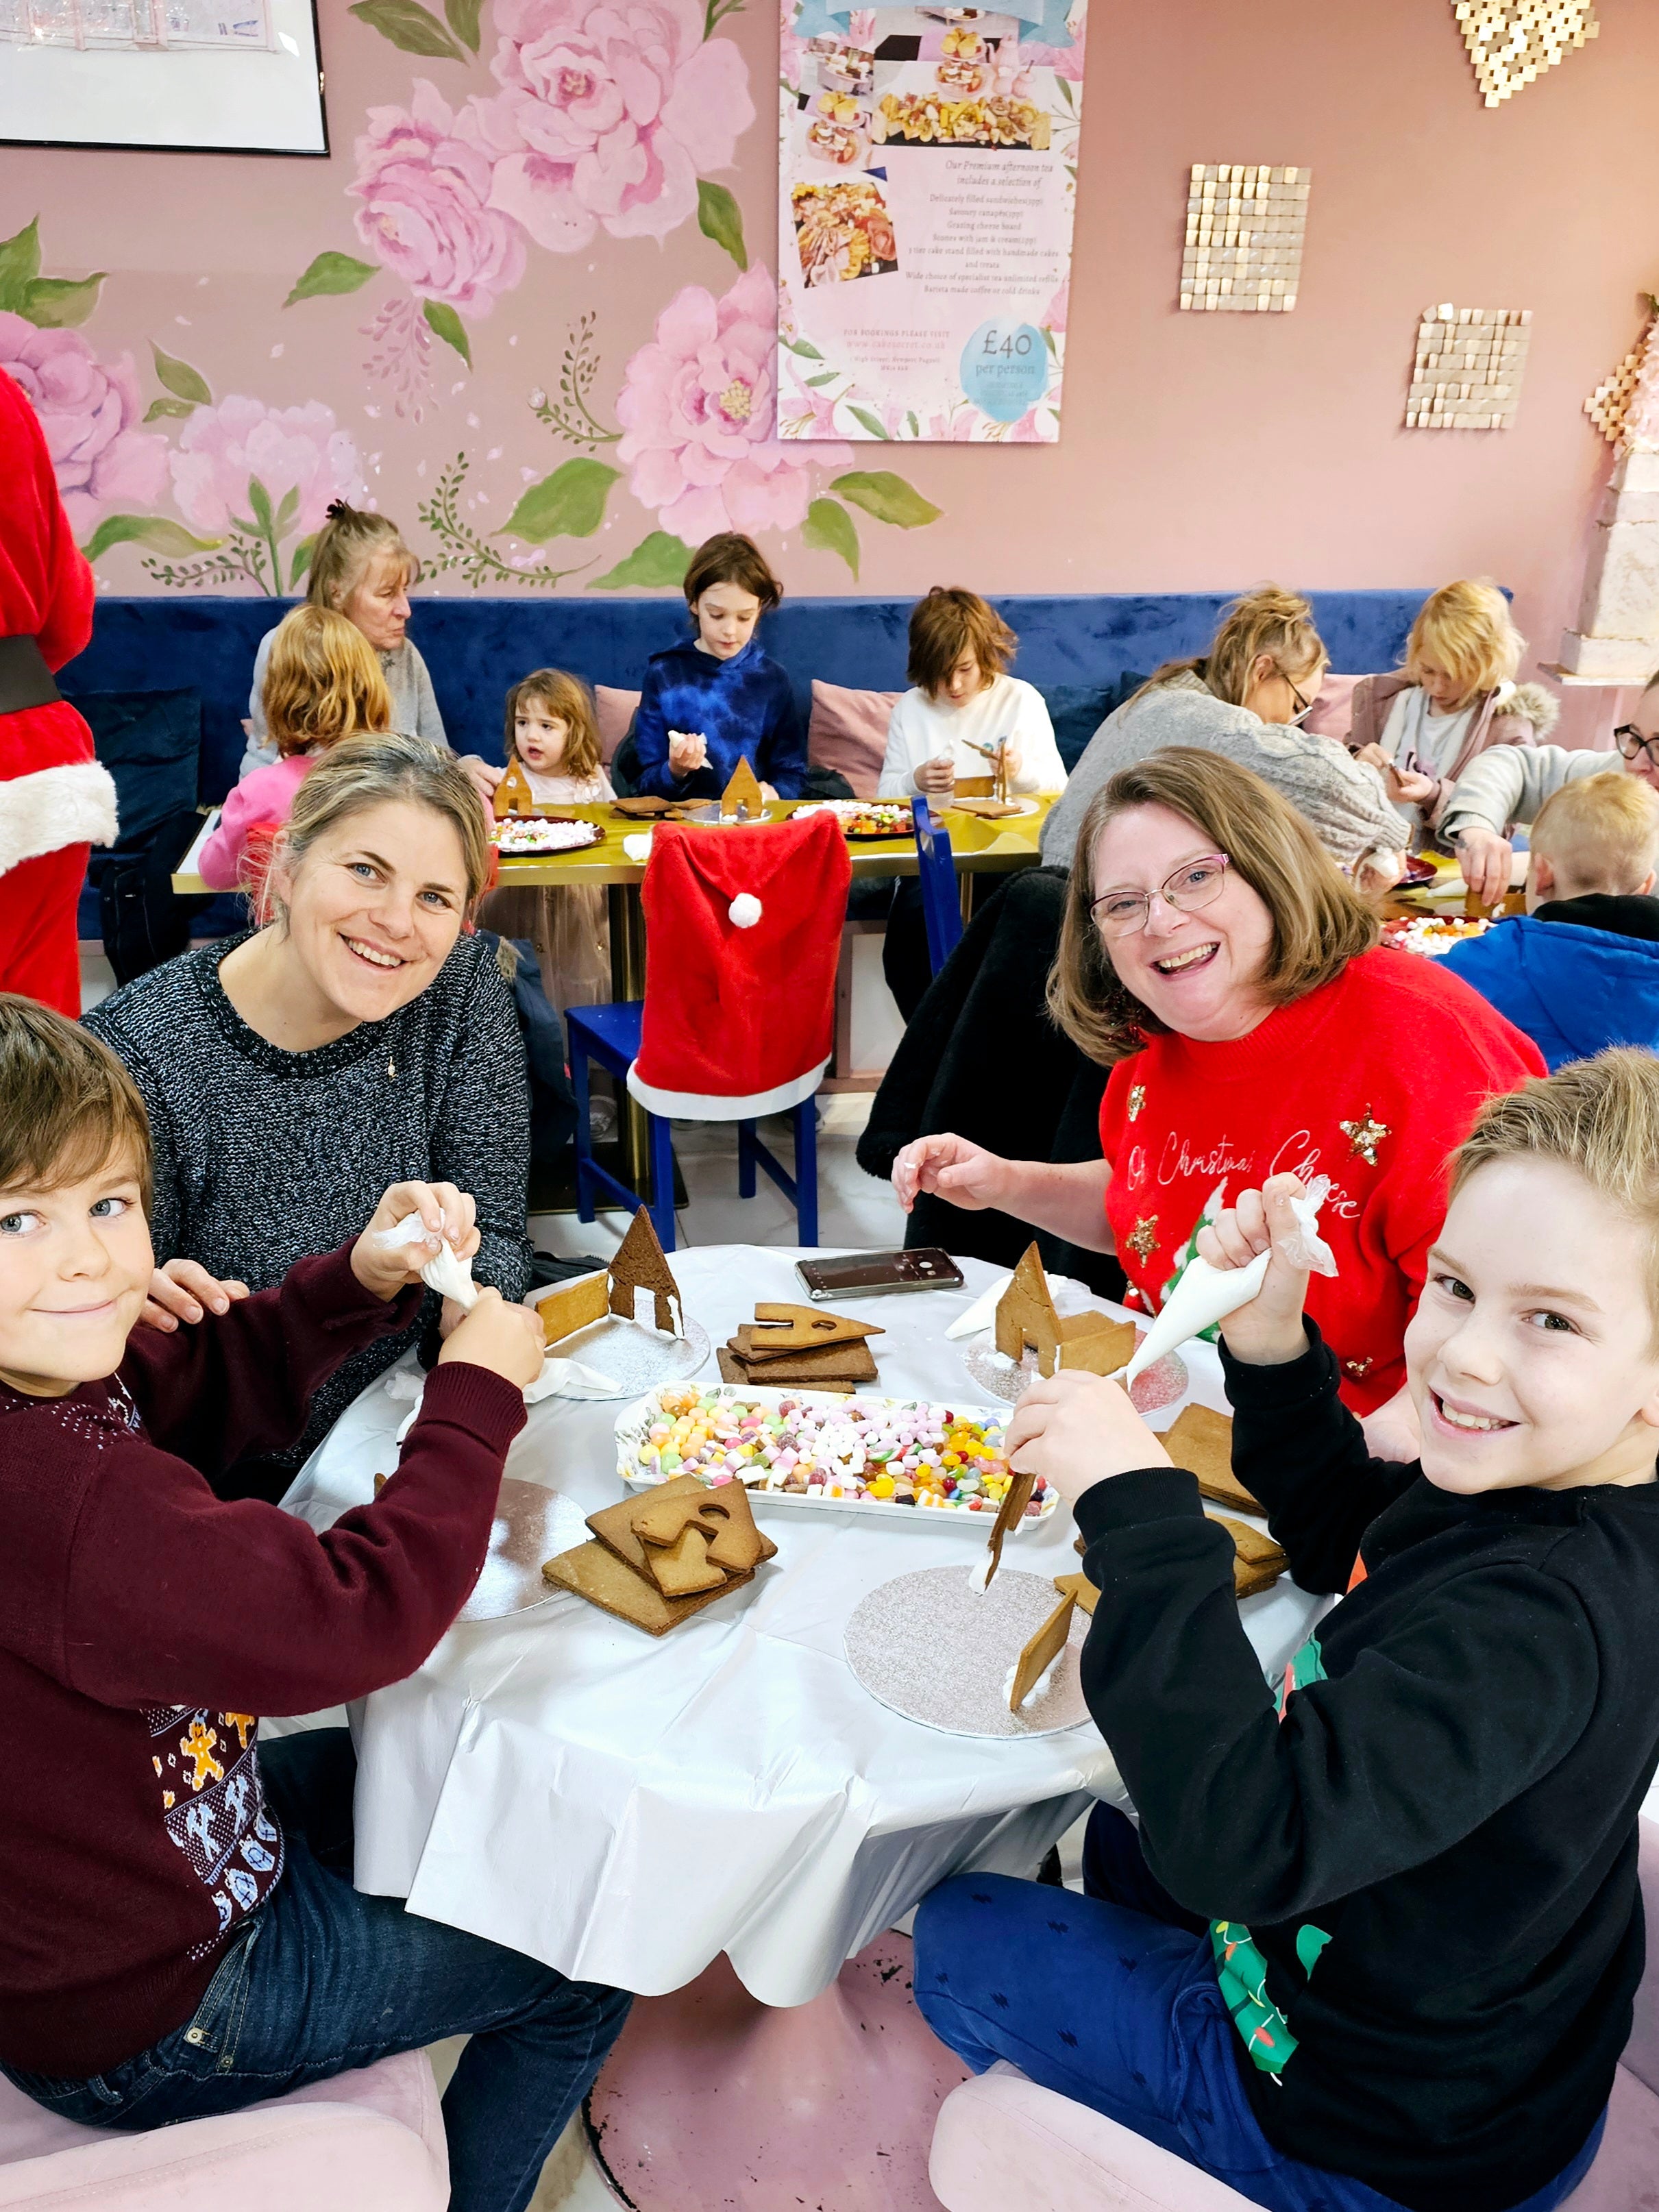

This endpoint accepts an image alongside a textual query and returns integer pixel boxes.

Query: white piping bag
[375,1209,479,1311]
[1119,1177,1337,1386]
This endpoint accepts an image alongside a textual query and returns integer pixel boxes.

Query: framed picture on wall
[0,0,327,154]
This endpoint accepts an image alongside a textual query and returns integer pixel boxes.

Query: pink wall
[2,0,1653,735]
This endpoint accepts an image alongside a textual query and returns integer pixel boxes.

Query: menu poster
[778,0,1085,445]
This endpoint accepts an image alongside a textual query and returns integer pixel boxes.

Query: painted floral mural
[0,0,944,595]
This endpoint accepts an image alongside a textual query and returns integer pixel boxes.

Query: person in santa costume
[0,367,116,1016]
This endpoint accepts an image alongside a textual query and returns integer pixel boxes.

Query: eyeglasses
[1090,853,1231,939]
[1281,674,1314,726]
[1615,725,1659,767]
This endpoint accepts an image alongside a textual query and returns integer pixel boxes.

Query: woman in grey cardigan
[86,733,533,1499]
[241,503,500,804]
[1041,586,1404,891]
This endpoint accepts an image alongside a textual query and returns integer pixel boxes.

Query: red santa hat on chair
[628,813,851,1119]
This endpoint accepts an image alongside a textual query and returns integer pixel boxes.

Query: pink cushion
[0,2050,445,2209]
[595,685,641,766]
[808,680,900,800]
[931,2064,1255,2211]
[1302,672,1362,743]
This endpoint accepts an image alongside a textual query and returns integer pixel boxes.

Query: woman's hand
[352,1180,480,1302]
[914,752,955,796]
[1353,846,1405,897]
[1004,1371,1170,1510]
[1195,1174,1311,1366]
[1353,741,1390,772]
[437,1287,546,1390]
[1385,761,1438,808]
[138,1258,251,1333]
[668,729,709,777]
[1455,827,1514,908]
[891,1132,1011,1214]
[458,755,503,805]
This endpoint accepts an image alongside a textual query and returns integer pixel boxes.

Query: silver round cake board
[457,1479,591,1622]
[844,1565,1095,1740]
[550,1314,711,1398]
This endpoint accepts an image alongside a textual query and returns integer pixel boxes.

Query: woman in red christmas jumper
[894,749,1544,1444]
[0,367,116,1016]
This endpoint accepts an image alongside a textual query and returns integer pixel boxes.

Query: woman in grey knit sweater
[1040,587,1404,890]
[86,733,533,1499]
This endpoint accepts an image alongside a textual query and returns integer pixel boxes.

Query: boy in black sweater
[915,1048,1659,2212]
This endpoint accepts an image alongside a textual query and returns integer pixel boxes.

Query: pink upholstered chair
[0,2048,447,2209]
[930,1819,1659,2212]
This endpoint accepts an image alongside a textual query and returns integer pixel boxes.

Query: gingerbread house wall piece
[720,758,765,819]
[495,759,535,819]
[609,1208,685,1337]
[995,1244,1062,1377]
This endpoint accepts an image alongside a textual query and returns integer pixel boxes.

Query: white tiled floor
[530,1092,905,1262]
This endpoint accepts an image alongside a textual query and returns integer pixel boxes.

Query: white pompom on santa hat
[728,892,763,929]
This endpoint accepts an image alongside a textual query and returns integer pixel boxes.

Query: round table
[281,1246,1325,2207]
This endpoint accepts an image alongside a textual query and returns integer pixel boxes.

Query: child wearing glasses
[1442,669,1659,907]
[1349,580,1555,844]
[1438,772,1659,1068]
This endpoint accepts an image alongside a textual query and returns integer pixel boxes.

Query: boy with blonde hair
[1442,771,1659,1068]
[0,996,626,2212]
[915,1048,1659,2212]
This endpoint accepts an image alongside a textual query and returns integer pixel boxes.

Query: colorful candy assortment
[622,1386,1056,1522]
[1382,915,1492,958]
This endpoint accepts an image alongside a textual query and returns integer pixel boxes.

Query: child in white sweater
[876,589,1066,801]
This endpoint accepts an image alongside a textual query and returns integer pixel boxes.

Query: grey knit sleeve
[408,643,447,749]
[430,951,533,1302]
[1439,744,1603,844]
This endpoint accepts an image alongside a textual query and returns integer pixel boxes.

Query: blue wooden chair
[911,795,963,976]
[567,815,850,1253]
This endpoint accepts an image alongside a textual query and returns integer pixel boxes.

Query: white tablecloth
[281,1247,1324,2006]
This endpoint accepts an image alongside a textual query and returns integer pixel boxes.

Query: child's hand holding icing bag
[1196,1171,1323,1368]
[358,1180,545,1390]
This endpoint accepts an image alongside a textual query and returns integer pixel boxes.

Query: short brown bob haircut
[1047,748,1379,1066]
[683,532,783,613]
[0,995,152,1214]
[504,668,603,784]
[907,587,1016,696]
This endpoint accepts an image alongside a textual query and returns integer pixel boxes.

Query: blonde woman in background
[241,501,501,802]
[1348,578,1555,846]
[1041,586,1405,892]
[199,606,393,892]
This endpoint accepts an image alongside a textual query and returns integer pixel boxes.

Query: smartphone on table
[795,1249,965,1301]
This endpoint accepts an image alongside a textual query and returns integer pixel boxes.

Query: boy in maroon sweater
[0,997,629,2212]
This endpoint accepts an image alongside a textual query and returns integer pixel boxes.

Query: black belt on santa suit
[0,635,62,714]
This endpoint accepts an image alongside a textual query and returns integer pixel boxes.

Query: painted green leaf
[591,531,693,591]
[500,458,620,544]
[804,371,839,388]
[781,336,823,360]
[82,513,223,562]
[443,0,482,49]
[422,298,471,365]
[289,534,317,589]
[247,477,276,535]
[347,0,465,58]
[19,271,106,328]
[151,342,212,406]
[802,496,859,578]
[273,484,299,533]
[1055,73,1074,108]
[832,469,942,528]
[0,218,40,315]
[846,406,890,441]
[905,410,919,437]
[144,395,197,423]
[284,250,378,308]
[696,180,748,271]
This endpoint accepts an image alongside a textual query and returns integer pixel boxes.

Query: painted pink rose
[352,80,527,317]
[0,312,168,537]
[616,263,850,541]
[169,395,365,537]
[1043,278,1068,334]
[481,0,753,251]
